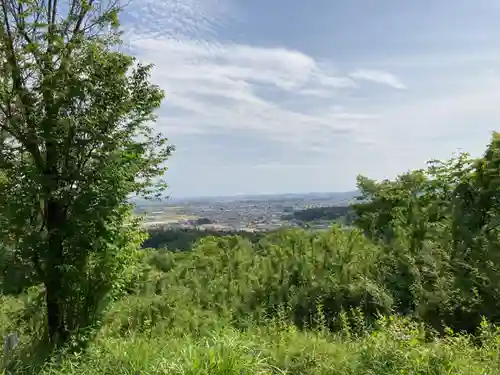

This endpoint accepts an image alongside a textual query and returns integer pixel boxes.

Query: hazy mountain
[132,191,360,207]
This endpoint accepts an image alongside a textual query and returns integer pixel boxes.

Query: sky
[121,0,500,198]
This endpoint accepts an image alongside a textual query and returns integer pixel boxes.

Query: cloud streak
[128,37,394,152]
[349,69,407,89]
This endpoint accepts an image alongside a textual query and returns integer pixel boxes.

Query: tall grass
[4,311,500,374]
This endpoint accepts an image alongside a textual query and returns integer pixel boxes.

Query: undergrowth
[3,226,500,374]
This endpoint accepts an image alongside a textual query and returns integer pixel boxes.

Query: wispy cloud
[128,37,388,152]
[120,0,500,197]
[123,1,405,155]
[124,0,236,39]
[349,69,407,89]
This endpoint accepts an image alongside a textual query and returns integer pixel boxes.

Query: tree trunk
[45,277,65,345]
[42,124,69,346]
[44,198,68,346]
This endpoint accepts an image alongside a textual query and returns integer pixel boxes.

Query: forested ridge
[2,1,500,374]
[282,205,355,224]
[142,227,266,251]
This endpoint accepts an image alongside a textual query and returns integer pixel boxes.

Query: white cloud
[130,34,497,169]
[314,75,358,89]
[125,0,236,39]
[128,36,382,151]
[349,69,407,89]
[121,1,409,158]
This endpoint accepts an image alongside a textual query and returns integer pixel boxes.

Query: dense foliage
[142,228,266,251]
[0,0,172,347]
[283,205,355,224]
[352,133,500,333]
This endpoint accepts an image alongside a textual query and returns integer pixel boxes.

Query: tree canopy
[0,0,172,347]
[351,132,500,331]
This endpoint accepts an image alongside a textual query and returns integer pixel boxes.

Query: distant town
[134,191,358,232]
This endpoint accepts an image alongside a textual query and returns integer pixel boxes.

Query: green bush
[142,227,392,331]
[352,133,500,333]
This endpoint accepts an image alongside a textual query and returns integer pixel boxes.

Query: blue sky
[122,0,500,198]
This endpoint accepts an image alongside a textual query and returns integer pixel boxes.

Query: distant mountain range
[132,190,360,207]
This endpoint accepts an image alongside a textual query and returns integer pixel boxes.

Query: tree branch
[0,1,44,170]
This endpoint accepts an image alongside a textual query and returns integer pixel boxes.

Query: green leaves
[351,132,500,333]
[0,0,173,346]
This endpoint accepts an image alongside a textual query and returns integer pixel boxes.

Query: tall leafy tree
[351,135,500,332]
[0,0,173,346]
